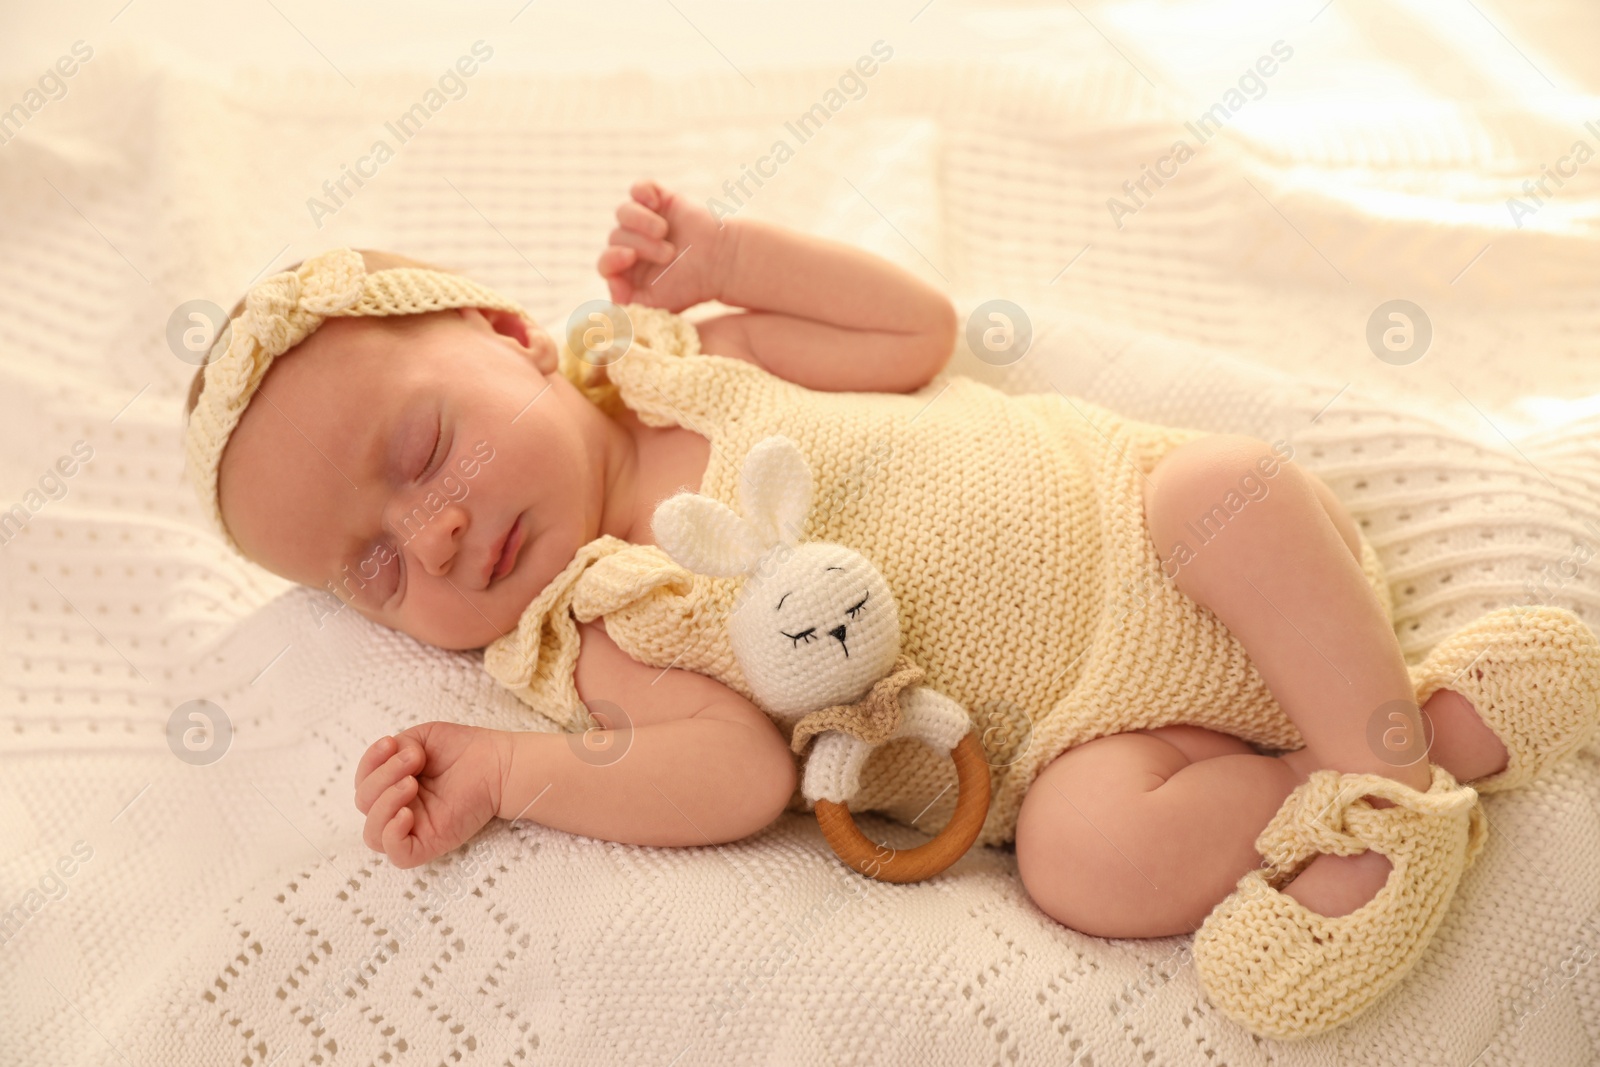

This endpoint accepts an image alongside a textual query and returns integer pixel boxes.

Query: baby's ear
[459,306,557,374]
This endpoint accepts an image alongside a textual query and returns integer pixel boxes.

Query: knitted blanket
[4,28,1600,1067]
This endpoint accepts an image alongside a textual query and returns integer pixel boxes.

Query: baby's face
[218,308,603,650]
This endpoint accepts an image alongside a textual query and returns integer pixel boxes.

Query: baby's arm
[598,181,957,394]
[355,620,797,867]
[495,619,797,847]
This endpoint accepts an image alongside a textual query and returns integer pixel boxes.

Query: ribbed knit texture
[485,308,1396,849]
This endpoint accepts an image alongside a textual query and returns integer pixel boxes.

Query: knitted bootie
[1410,605,1600,795]
[1192,764,1487,1040]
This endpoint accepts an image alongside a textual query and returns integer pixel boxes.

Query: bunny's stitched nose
[829,623,848,655]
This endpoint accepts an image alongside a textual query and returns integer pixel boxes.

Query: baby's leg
[1014,725,1303,938]
[1145,437,1431,789]
[1141,435,1506,914]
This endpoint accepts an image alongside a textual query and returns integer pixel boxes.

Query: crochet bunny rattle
[652,434,992,883]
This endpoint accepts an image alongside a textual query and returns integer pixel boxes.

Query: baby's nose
[401,501,468,577]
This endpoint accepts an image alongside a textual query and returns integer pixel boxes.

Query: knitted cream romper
[485,309,1393,849]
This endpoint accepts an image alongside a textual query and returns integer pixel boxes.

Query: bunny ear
[738,435,814,548]
[651,491,769,577]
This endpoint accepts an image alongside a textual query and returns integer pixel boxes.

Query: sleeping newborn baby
[182,180,1600,1040]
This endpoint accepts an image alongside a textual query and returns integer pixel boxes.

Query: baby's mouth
[488,514,525,585]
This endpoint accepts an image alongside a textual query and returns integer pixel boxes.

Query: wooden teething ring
[812,731,992,883]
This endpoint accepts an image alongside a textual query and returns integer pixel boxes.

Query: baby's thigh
[1143,433,1362,561]
[1013,728,1283,939]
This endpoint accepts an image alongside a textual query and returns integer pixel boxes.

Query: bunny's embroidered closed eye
[781,593,868,647]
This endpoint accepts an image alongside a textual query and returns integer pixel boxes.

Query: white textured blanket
[3,17,1600,1067]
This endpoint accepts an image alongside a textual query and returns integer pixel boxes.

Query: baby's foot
[1418,687,1508,785]
[1281,848,1392,917]
[1260,606,1598,919]
[1191,764,1486,1039]
[1274,685,1509,916]
[1410,605,1600,795]
[1269,750,1394,916]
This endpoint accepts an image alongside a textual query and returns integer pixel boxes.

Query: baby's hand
[597,180,731,312]
[353,722,508,870]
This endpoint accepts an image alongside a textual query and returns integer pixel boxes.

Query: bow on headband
[235,248,367,358]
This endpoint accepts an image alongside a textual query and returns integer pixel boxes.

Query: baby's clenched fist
[596,179,734,312]
[353,722,510,869]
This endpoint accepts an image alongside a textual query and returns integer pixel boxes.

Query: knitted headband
[182,247,533,554]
